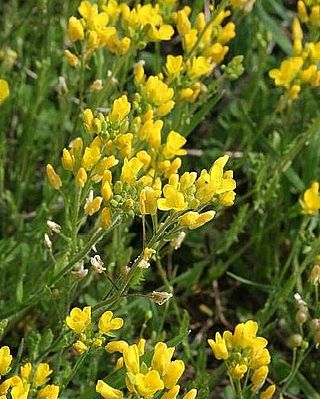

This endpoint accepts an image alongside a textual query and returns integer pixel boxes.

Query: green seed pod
[287,333,303,349]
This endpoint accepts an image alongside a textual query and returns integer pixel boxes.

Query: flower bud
[287,333,303,349]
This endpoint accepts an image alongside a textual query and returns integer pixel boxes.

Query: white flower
[47,220,62,234]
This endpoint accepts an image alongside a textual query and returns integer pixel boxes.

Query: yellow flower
[163,131,187,159]
[73,340,88,354]
[148,25,174,41]
[162,360,185,389]
[34,363,52,387]
[64,50,79,67]
[75,167,87,188]
[61,148,74,171]
[182,389,197,399]
[179,211,216,230]
[269,57,304,87]
[82,146,101,170]
[140,187,160,215]
[217,22,236,44]
[96,380,123,399]
[251,366,269,393]
[84,192,103,216]
[101,207,112,228]
[229,364,247,380]
[20,363,32,381]
[105,340,129,353]
[109,95,131,123]
[65,306,91,334]
[11,382,30,399]
[165,55,183,77]
[135,370,164,398]
[0,346,12,376]
[260,385,276,399]
[46,164,62,190]
[68,17,84,42]
[151,342,174,376]
[0,79,10,103]
[300,182,320,214]
[123,344,140,375]
[187,56,212,79]
[38,385,60,399]
[161,385,180,399]
[208,332,229,360]
[98,311,124,335]
[158,185,187,211]
[101,181,113,202]
[144,76,174,107]
[120,157,143,183]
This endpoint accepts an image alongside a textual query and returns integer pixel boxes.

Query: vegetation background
[1,0,320,398]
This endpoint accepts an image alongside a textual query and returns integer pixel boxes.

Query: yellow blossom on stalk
[84,194,103,216]
[208,332,229,360]
[144,76,174,114]
[269,57,304,87]
[123,344,140,375]
[11,382,30,399]
[251,366,269,393]
[158,185,187,211]
[61,148,74,171]
[260,385,276,399]
[187,56,212,79]
[300,182,320,214]
[105,340,129,354]
[230,364,248,380]
[101,207,112,228]
[165,55,183,77]
[67,16,84,42]
[151,342,174,376]
[162,360,185,389]
[66,306,91,334]
[163,131,187,159]
[75,167,87,188]
[20,363,32,381]
[179,211,216,230]
[140,187,160,215]
[98,311,124,335]
[64,50,79,67]
[120,157,143,183]
[73,340,88,354]
[109,95,131,124]
[46,164,62,190]
[34,363,52,387]
[0,347,12,375]
[0,79,10,104]
[96,380,123,399]
[38,385,60,399]
[135,371,164,398]
[182,389,197,399]
[82,146,101,170]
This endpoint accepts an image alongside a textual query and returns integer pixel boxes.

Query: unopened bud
[57,76,68,95]
[296,309,308,324]
[73,340,87,354]
[287,333,303,349]
[311,319,320,332]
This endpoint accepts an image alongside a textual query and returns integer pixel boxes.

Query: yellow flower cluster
[97,339,196,399]
[65,305,124,353]
[300,181,320,214]
[269,0,320,100]
[47,94,236,231]
[65,0,176,65]
[0,346,59,399]
[208,320,276,398]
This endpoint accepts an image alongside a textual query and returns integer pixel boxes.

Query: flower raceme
[0,350,59,399]
[97,339,196,399]
[208,320,276,397]
[47,93,236,237]
[65,306,124,353]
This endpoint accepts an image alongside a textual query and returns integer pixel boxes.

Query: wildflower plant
[2,0,320,398]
